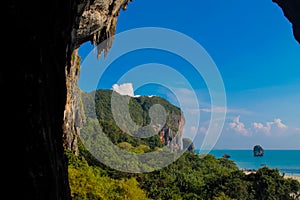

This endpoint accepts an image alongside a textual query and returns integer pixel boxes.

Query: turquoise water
[195,149,300,176]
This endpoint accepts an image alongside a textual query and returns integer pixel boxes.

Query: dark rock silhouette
[222,154,231,159]
[253,145,264,157]
[273,0,300,44]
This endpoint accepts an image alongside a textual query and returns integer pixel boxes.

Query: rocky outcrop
[8,1,87,199]
[222,154,231,159]
[62,50,85,155]
[253,145,264,157]
[6,0,132,199]
[75,0,132,58]
[62,0,132,156]
[182,138,195,152]
[159,116,185,151]
[273,0,300,43]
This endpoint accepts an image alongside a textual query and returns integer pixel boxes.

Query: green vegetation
[67,146,300,200]
[65,89,300,200]
[66,150,149,200]
[81,89,181,151]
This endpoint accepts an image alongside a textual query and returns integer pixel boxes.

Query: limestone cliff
[62,50,85,155]
[62,0,132,156]
[75,0,132,58]
[158,115,185,151]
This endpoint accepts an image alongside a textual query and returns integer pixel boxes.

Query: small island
[222,153,231,159]
[253,145,264,157]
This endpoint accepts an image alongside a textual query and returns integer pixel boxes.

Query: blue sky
[78,0,300,149]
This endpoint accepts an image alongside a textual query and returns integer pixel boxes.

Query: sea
[194,149,300,177]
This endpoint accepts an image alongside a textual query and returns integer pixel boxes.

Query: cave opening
[6,0,299,199]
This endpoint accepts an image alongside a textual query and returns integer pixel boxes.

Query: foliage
[246,166,300,200]
[81,89,182,150]
[66,89,300,200]
[67,140,300,200]
[66,150,149,200]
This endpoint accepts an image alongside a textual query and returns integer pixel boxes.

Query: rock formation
[62,50,85,155]
[5,0,300,199]
[75,0,132,58]
[182,138,195,152]
[62,0,132,156]
[7,0,131,199]
[158,118,185,151]
[253,145,264,157]
[273,0,300,44]
[222,154,231,159]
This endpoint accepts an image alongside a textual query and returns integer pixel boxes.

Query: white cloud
[274,118,287,129]
[201,107,227,113]
[200,106,252,115]
[253,118,288,135]
[199,126,207,135]
[167,87,198,107]
[190,126,197,134]
[112,83,140,97]
[253,122,272,134]
[229,115,250,136]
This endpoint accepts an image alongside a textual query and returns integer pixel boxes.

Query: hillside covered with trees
[65,89,300,200]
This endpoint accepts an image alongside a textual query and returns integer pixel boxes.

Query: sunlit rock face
[75,0,132,58]
[62,0,132,156]
[63,50,85,156]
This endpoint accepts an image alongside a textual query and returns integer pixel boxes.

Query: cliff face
[62,0,132,156]
[9,1,87,199]
[6,0,131,199]
[159,115,185,151]
[75,0,132,57]
[62,50,85,155]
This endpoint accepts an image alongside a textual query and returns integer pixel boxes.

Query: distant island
[253,145,264,157]
[222,153,231,159]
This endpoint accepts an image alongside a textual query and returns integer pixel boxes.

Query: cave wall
[62,0,131,155]
[75,0,132,58]
[5,0,132,199]
[273,0,300,43]
[6,0,91,199]
[4,0,299,199]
